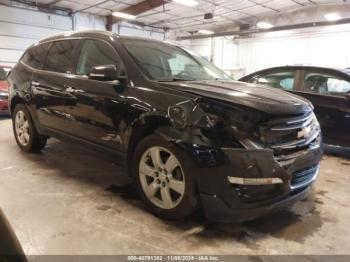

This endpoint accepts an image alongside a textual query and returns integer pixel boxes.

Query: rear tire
[12,104,47,153]
[132,134,198,220]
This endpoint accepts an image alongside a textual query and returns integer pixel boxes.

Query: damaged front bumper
[183,142,322,223]
[161,100,323,222]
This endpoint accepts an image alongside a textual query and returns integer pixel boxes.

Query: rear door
[64,38,127,151]
[32,39,80,133]
[297,69,350,146]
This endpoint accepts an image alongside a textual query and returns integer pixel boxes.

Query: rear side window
[303,71,350,96]
[251,71,296,90]
[22,44,49,69]
[76,39,121,76]
[44,40,79,74]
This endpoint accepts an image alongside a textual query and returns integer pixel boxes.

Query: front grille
[259,111,321,167]
[291,165,319,189]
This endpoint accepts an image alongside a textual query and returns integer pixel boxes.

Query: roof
[36,29,169,45]
[37,30,117,43]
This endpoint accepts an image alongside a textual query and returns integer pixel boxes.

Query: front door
[65,39,127,151]
[297,69,350,147]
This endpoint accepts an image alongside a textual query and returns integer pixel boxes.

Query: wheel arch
[10,95,42,134]
[125,113,181,177]
[10,96,26,115]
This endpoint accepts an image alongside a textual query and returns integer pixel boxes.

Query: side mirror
[88,65,126,82]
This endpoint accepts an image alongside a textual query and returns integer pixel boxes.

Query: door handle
[31,81,40,87]
[65,85,85,94]
[65,86,75,93]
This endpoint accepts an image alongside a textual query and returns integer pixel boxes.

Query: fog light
[227,176,283,185]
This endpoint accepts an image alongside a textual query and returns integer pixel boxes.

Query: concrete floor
[1,116,350,255]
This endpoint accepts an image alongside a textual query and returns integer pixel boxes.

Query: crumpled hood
[0,81,8,92]
[160,80,312,115]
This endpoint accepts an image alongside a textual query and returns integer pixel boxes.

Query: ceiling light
[173,0,198,7]
[325,13,341,21]
[112,11,136,20]
[257,22,273,29]
[198,29,214,35]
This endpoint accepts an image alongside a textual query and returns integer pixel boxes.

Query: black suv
[7,31,322,222]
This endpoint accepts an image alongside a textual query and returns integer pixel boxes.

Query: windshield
[122,39,229,81]
[0,67,10,80]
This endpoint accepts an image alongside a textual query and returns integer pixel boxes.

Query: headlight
[168,99,219,129]
[168,106,187,128]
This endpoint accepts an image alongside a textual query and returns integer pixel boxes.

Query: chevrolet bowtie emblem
[297,126,311,139]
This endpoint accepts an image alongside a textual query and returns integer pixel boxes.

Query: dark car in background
[7,31,322,222]
[0,65,11,115]
[240,66,350,148]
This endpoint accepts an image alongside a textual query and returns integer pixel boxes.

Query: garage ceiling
[6,0,346,30]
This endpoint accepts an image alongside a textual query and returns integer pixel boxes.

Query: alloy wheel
[139,146,185,209]
[15,110,30,146]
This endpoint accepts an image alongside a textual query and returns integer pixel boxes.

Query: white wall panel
[0,5,72,66]
[213,37,238,70]
[237,24,350,75]
[0,5,165,66]
[118,24,165,40]
[180,38,211,59]
[178,23,350,78]
[74,13,106,31]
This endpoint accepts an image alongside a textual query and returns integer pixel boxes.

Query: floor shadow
[0,115,10,121]
[187,199,323,246]
[16,139,324,244]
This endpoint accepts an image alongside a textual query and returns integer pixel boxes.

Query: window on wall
[76,39,121,76]
[303,72,350,96]
[43,40,79,74]
[250,71,296,90]
[22,43,50,69]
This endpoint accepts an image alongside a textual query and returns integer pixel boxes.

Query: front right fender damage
[153,98,323,222]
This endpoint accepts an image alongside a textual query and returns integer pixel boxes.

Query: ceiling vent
[204,13,213,19]
[239,24,250,31]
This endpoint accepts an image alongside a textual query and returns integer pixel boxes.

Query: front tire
[12,104,47,153]
[133,134,198,220]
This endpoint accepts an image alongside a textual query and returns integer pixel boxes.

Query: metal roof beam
[43,0,62,7]
[106,0,167,31]
[177,18,350,40]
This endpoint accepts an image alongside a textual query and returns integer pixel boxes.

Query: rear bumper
[200,186,310,223]
[0,100,9,114]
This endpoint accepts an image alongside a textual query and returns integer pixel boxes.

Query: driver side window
[76,39,121,76]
